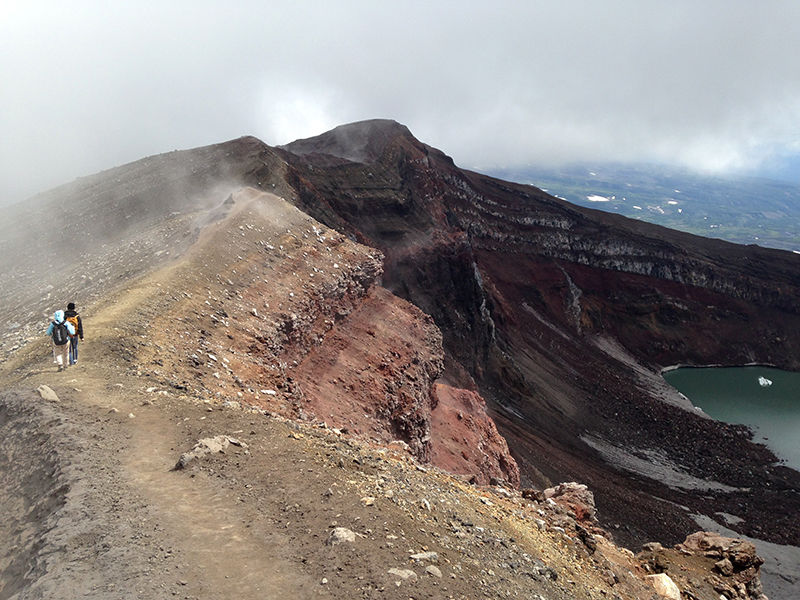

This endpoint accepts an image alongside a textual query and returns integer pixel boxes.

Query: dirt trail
[72,370,313,599]
[0,193,318,598]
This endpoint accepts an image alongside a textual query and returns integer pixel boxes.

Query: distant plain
[491,164,800,253]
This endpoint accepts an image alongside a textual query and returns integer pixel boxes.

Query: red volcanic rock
[544,482,598,524]
[292,287,444,460]
[119,188,517,484]
[429,383,520,487]
[680,532,763,572]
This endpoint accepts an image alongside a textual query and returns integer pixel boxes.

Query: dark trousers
[69,337,79,365]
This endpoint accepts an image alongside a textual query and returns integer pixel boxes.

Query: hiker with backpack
[46,310,75,371]
[64,301,84,365]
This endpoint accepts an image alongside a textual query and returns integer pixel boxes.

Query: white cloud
[258,86,342,145]
[2,1,800,203]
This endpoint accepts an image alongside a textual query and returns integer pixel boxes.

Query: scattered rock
[387,568,417,582]
[410,551,438,563]
[425,565,442,578]
[642,542,663,552]
[521,488,545,502]
[326,527,356,546]
[173,435,248,470]
[575,524,597,554]
[715,557,735,576]
[602,569,618,586]
[36,385,59,402]
[646,573,680,600]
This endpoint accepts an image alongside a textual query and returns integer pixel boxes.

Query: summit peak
[280,119,416,164]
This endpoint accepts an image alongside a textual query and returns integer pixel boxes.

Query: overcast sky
[2,1,800,203]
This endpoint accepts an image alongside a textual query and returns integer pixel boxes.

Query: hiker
[46,310,75,371]
[64,301,84,365]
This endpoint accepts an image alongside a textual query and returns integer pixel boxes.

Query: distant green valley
[489,164,800,253]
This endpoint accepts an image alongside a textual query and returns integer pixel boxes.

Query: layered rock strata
[122,188,519,482]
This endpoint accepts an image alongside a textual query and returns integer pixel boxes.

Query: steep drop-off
[2,184,518,486]
[4,120,799,596]
[271,120,800,552]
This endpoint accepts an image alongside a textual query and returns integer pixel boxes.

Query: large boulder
[646,573,681,600]
[544,482,598,524]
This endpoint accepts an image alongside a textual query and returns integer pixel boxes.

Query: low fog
[2,1,800,204]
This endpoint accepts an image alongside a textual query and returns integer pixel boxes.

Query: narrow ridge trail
[0,192,316,598]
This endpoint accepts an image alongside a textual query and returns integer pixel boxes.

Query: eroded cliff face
[117,188,519,483]
[430,383,520,487]
[266,121,800,562]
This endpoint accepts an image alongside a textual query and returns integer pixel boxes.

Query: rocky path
[1,361,316,599]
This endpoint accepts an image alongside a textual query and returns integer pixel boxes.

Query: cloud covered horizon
[2,1,800,203]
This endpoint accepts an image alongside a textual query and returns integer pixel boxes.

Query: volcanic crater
[1,119,798,599]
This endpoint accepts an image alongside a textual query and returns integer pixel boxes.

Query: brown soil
[0,293,648,600]
[0,188,770,600]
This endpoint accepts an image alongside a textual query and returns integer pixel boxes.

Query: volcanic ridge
[1,119,799,600]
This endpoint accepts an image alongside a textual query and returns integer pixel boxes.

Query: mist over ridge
[3,3,800,205]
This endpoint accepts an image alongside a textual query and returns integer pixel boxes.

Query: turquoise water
[663,366,800,471]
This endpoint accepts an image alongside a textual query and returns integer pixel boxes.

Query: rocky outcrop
[680,532,767,600]
[266,120,800,563]
[544,482,597,525]
[638,531,768,600]
[429,383,520,486]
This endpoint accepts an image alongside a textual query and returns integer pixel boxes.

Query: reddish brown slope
[271,120,800,552]
[125,187,518,485]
